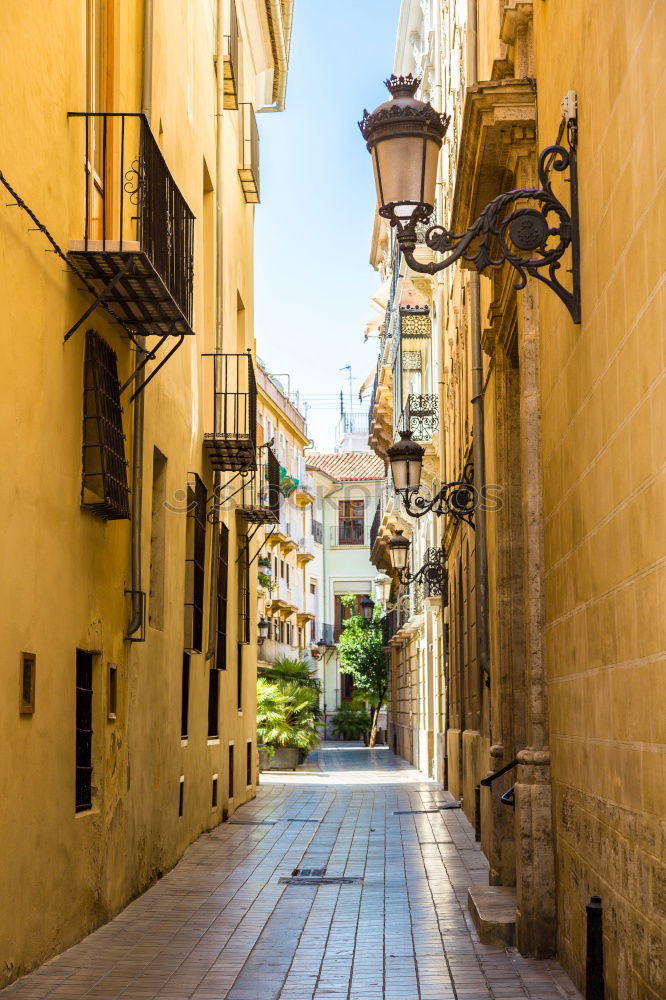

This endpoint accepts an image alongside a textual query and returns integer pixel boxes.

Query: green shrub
[331,703,372,740]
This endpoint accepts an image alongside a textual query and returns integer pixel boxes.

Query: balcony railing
[400,393,439,442]
[368,371,379,434]
[223,0,239,110]
[278,579,298,608]
[369,499,382,551]
[68,112,194,338]
[203,352,257,471]
[239,104,260,203]
[237,446,280,524]
[297,535,315,562]
[329,523,369,547]
[295,473,316,505]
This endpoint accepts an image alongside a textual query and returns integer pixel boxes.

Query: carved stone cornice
[500,0,534,47]
[450,79,537,253]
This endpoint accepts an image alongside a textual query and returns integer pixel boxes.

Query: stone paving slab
[3,744,582,1000]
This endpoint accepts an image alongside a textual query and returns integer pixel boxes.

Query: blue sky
[254,0,402,451]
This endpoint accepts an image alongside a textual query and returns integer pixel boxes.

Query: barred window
[184,474,207,653]
[75,650,94,812]
[208,669,219,738]
[238,535,250,645]
[81,330,130,519]
[216,524,229,671]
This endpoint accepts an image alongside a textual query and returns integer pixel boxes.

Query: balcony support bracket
[63,256,135,343]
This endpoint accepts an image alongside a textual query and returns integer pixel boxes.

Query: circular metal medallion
[508,210,549,251]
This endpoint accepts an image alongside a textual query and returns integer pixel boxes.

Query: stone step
[468,885,517,946]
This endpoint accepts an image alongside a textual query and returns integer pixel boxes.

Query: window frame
[338,499,365,546]
[19,653,36,715]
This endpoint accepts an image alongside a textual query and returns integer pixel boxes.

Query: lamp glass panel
[374,574,391,604]
[374,135,432,212]
[390,543,409,572]
[391,451,422,492]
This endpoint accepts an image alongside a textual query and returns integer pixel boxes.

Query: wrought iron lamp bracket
[396,547,448,597]
[396,130,580,323]
[399,472,476,529]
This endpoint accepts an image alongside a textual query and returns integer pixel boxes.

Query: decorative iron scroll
[396,136,580,323]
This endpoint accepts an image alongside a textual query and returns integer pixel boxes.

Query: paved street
[4,745,581,1000]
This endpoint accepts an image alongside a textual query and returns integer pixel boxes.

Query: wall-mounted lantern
[360,76,580,323]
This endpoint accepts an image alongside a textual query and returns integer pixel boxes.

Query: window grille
[75,650,94,812]
[237,643,243,711]
[216,524,229,670]
[81,329,130,519]
[19,653,36,715]
[208,669,220,738]
[228,744,235,798]
[181,652,190,740]
[184,474,207,653]
[238,536,250,645]
[246,741,252,786]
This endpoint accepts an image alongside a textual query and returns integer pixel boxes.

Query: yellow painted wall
[535,1,665,995]
[0,0,282,986]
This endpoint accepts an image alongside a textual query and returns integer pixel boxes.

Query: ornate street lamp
[360,595,375,622]
[387,530,448,597]
[257,618,270,645]
[373,571,392,606]
[360,76,580,323]
[387,529,411,573]
[387,430,476,527]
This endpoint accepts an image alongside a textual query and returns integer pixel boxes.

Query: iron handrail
[479,759,519,787]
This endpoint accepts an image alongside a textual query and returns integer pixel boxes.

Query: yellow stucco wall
[535,1,665,995]
[0,0,279,986]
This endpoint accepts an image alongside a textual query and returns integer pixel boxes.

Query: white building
[305,452,384,736]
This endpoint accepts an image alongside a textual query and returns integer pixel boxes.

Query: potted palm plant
[257,657,322,770]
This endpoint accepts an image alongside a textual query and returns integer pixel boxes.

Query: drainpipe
[467,0,490,686]
[127,0,154,637]
[206,0,227,660]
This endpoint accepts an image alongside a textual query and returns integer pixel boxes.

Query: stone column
[514,275,556,957]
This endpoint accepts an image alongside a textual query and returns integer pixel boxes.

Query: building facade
[0,0,292,987]
[255,361,317,664]
[368,0,665,996]
[306,453,384,736]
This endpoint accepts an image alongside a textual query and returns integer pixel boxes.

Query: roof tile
[306,452,385,482]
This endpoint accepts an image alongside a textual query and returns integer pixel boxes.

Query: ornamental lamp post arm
[360,76,581,324]
[394,547,448,598]
[396,142,581,324]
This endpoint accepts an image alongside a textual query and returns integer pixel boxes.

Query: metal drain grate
[393,809,440,815]
[279,875,363,886]
[438,801,462,810]
[286,818,320,823]
[292,867,326,877]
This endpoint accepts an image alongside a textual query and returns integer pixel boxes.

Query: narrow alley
[4,746,581,1000]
